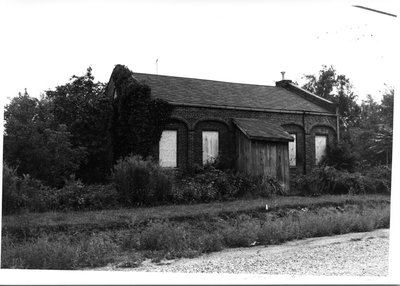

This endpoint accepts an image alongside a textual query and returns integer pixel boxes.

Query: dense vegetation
[302,65,393,166]
[2,156,284,214]
[110,65,173,161]
[3,65,172,188]
[2,65,393,215]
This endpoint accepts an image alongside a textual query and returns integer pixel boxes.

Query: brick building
[107,72,339,192]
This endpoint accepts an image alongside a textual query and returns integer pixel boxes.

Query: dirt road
[125,229,389,276]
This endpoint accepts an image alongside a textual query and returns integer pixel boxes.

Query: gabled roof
[131,73,335,114]
[233,118,294,142]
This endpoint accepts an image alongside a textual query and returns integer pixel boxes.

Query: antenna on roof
[281,71,286,80]
[156,59,159,75]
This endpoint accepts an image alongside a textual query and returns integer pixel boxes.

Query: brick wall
[157,105,338,177]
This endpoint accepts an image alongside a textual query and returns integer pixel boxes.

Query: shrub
[252,174,285,196]
[321,143,359,172]
[171,179,219,203]
[80,184,120,210]
[113,155,172,206]
[295,166,369,195]
[2,165,120,214]
[362,165,391,194]
[56,178,119,211]
[228,171,255,197]
[170,167,284,204]
[295,165,392,196]
[2,163,26,215]
[56,176,86,210]
[2,163,58,214]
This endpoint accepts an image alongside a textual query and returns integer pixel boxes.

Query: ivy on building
[110,65,174,161]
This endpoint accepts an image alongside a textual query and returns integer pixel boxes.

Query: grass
[1,194,391,270]
[1,233,118,269]
[2,194,390,234]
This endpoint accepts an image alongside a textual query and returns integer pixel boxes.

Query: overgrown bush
[2,163,58,214]
[2,163,26,214]
[113,155,172,206]
[56,178,119,211]
[321,142,359,172]
[169,165,283,204]
[295,165,391,196]
[2,164,120,214]
[362,165,391,194]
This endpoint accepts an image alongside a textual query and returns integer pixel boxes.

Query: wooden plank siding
[236,128,290,192]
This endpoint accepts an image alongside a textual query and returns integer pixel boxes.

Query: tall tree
[360,94,381,128]
[380,87,394,128]
[43,67,113,183]
[3,91,85,187]
[302,66,394,166]
[302,65,361,130]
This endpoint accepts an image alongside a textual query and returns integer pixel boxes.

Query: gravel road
[119,229,389,276]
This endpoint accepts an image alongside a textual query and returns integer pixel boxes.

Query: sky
[0,0,397,105]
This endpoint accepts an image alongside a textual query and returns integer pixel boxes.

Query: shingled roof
[233,118,294,142]
[131,73,334,113]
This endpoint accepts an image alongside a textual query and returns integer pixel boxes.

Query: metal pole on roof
[156,59,159,75]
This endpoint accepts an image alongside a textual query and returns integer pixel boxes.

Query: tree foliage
[43,67,113,183]
[4,68,114,186]
[3,66,173,186]
[303,66,394,167]
[110,65,173,161]
[380,87,394,128]
[3,91,86,187]
[302,65,361,130]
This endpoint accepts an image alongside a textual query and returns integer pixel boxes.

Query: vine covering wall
[110,65,173,161]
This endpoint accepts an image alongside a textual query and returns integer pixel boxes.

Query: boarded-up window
[315,135,327,165]
[202,131,219,164]
[159,130,177,167]
[289,133,296,166]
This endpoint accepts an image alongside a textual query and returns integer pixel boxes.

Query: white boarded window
[159,130,177,167]
[315,135,327,165]
[202,131,219,164]
[289,133,296,166]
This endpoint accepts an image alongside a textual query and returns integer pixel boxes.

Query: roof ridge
[132,72,277,88]
[288,83,334,105]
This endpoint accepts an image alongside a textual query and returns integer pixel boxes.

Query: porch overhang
[233,118,294,142]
